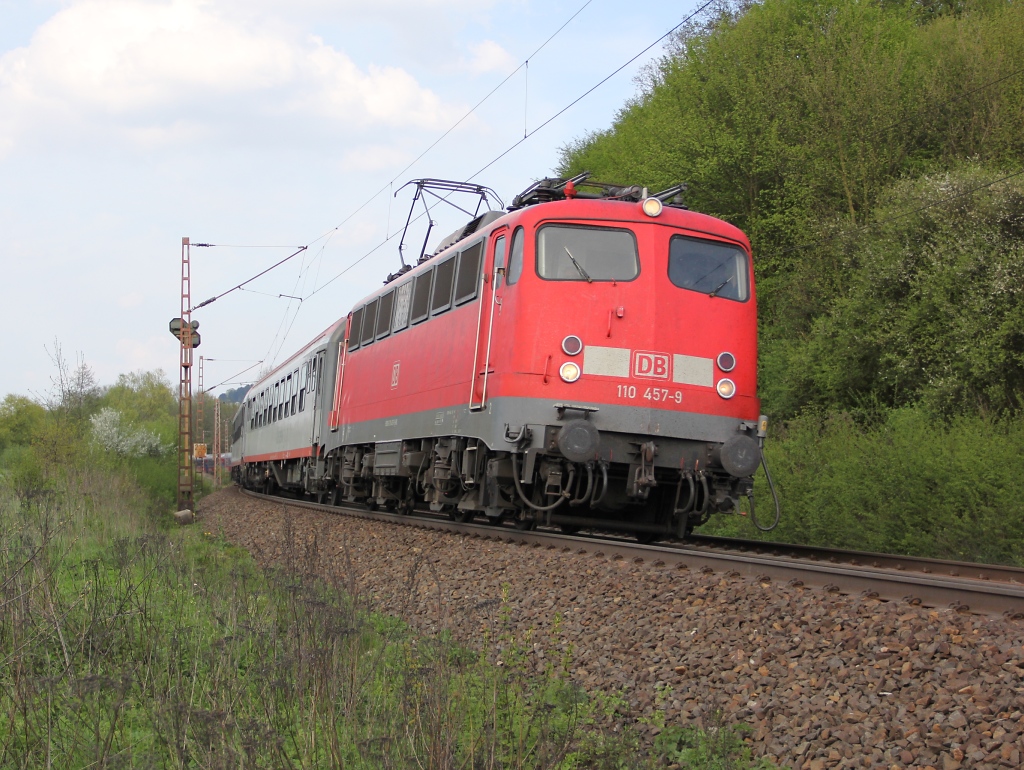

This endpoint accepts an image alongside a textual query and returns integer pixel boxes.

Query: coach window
[299,362,308,411]
[263,391,268,426]
[431,256,456,315]
[361,299,379,347]
[392,280,412,332]
[411,268,433,324]
[668,235,749,302]
[285,375,293,417]
[290,371,298,414]
[454,241,483,305]
[376,290,394,339]
[506,227,524,285]
[537,224,639,281]
[348,307,364,351]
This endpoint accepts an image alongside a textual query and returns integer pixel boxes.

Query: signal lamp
[559,362,581,383]
[562,335,583,356]
[716,378,736,399]
[641,197,663,217]
[717,351,736,372]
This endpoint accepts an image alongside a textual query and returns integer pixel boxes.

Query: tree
[0,395,46,456]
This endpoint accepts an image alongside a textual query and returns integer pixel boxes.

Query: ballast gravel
[199,488,1024,769]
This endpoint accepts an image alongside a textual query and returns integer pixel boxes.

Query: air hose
[570,462,594,506]
[510,453,572,512]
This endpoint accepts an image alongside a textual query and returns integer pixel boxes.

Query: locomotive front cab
[487,193,764,538]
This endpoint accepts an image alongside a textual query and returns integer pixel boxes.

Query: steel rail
[234,489,1024,618]
[685,534,1024,586]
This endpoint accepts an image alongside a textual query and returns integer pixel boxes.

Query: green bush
[705,405,1024,565]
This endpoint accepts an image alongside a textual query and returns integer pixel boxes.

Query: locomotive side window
[361,299,378,346]
[506,227,524,285]
[392,280,412,332]
[536,225,639,281]
[454,241,482,305]
[493,235,507,288]
[668,236,749,302]
[348,307,364,352]
[431,256,456,315]
[411,269,433,324]
[376,290,394,339]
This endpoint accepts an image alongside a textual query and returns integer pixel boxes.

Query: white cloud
[339,144,412,173]
[117,291,145,309]
[462,40,518,74]
[114,334,174,376]
[0,0,459,153]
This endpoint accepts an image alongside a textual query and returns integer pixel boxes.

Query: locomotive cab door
[469,229,507,410]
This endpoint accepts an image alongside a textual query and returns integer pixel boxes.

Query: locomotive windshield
[536,225,639,282]
[668,235,749,301]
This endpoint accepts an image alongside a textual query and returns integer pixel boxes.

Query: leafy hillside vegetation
[560,0,1024,562]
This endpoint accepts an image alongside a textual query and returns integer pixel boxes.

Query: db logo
[391,361,400,389]
[633,351,670,379]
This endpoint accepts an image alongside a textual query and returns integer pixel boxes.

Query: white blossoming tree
[90,407,168,458]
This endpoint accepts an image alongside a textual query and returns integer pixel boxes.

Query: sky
[0,0,700,400]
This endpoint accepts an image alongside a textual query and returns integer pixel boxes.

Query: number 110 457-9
[616,384,683,404]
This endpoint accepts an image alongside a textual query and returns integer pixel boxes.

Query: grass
[0,462,776,769]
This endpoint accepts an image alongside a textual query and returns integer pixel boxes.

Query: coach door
[469,229,507,410]
[309,350,326,447]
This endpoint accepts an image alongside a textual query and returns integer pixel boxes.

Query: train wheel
[513,513,536,531]
[366,499,379,512]
[448,507,474,523]
[634,530,658,545]
[559,524,581,535]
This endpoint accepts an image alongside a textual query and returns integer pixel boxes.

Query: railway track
[238,489,1024,618]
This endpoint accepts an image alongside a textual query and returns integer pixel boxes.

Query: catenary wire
[305,1,720,304]
[189,0,596,328]
[206,361,265,393]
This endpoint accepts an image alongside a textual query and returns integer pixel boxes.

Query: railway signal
[169,317,201,348]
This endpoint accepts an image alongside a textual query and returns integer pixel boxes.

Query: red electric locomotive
[233,174,770,540]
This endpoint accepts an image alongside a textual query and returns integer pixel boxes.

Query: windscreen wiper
[708,277,731,298]
[564,247,592,283]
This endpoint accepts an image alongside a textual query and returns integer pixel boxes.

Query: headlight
[716,378,736,399]
[562,335,583,356]
[559,362,581,383]
[641,197,663,217]
[717,352,736,372]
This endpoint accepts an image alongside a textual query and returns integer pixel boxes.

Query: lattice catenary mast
[177,238,194,511]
